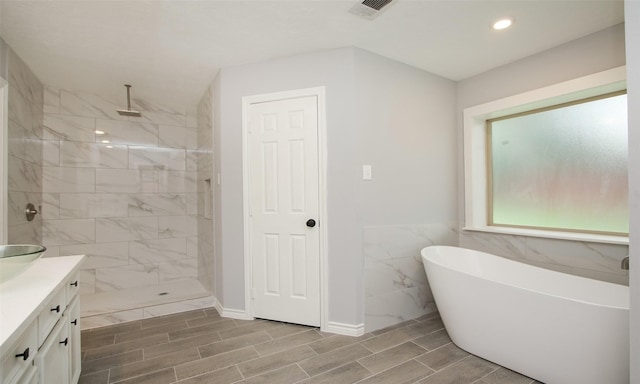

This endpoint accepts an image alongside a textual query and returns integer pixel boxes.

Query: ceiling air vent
[348,0,394,20]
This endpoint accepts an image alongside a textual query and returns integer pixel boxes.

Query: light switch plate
[363,165,372,180]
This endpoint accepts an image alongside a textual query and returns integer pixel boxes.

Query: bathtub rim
[421,245,629,310]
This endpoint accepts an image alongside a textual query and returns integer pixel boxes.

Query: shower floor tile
[81,279,210,318]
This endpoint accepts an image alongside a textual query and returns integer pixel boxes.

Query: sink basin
[0,245,47,283]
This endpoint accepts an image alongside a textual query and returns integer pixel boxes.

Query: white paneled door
[248,95,321,327]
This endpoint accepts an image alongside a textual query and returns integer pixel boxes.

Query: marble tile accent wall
[5,45,44,244]
[196,84,215,293]
[364,224,627,333]
[41,86,207,315]
[459,231,629,285]
[363,223,459,332]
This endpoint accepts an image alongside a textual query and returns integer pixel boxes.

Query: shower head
[117,84,142,117]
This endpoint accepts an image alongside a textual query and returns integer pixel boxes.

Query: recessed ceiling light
[106,145,113,149]
[101,139,110,144]
[95,130,105,135]
[493,17,514,30]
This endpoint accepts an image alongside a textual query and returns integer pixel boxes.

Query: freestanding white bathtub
[421,245,629,384]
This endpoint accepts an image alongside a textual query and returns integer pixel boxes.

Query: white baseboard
[211,298,363,335]
[213,297,253,320]
[323,321,365,337]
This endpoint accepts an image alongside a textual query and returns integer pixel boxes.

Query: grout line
[351,365,376,384]
[295,363,311,381]
[240,362,303,382]
[229,366,246,384]
[412,356,438,373]
[236,361,248,380]
[476,365,501,383]
[171,367,177,383]
[110,357,189,384]
[359,342,376,354]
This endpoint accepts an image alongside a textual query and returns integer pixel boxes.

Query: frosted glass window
[488,92,628,235]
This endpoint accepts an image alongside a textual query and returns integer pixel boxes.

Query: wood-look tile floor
[79,308,542,384]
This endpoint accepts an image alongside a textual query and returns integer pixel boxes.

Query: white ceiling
[0,0,625,107]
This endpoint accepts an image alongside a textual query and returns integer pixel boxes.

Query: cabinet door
[35,316,69,384]
[16,365,38,384]
[68,297,81,384]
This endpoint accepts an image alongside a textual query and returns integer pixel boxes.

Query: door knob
[306,219,316,228]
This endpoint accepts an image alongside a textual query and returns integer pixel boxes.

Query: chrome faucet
[621,256,630,270]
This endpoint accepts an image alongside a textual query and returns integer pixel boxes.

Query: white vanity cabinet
[0,256,85,384]
[34,272,81,384]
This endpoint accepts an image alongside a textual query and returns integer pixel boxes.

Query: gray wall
[625,1,639,381]
[215,47,359,324]
[353,49,458,331]
[457,23,626,108]
[456,23,629,284]
[213,47,459,327]
[353,49,457,226]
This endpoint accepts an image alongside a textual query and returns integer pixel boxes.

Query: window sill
[462,226,628,245]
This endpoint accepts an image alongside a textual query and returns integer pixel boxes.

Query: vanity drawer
[66,271,80,304]
[37,288,67,347]
[1,321,37,384]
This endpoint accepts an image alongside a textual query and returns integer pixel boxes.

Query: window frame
[463,66,628,245]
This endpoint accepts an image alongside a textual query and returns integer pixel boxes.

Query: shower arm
[125,84,132,111]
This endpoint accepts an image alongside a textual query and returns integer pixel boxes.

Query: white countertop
[0,255,85,357]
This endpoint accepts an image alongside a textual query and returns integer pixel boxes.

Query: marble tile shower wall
[6,46,44,244]
[363,223,458,332]
[459,231,630,285]
[196,84,214,293]
[41,87,201,300]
